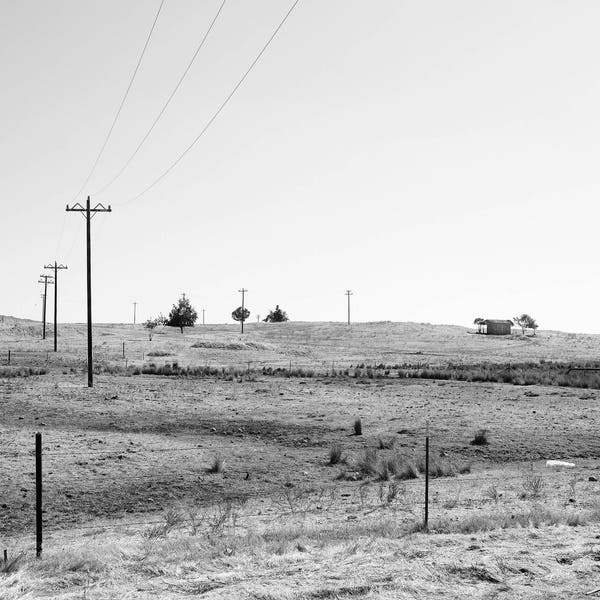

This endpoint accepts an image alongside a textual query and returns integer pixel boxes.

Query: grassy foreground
[3,510,600,599]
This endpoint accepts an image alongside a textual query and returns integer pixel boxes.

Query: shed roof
[483,319,513,325]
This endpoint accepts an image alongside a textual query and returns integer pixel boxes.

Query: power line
[93,0,228,198]
[121,0,301,207]
[69,0,166,203]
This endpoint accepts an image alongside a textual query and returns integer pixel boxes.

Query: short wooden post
[424,422,430,530]
[122,341,125,359]
[7,349,10,365]
[35,432,42,557]
[3,549,7,563]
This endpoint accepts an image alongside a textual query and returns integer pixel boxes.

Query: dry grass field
[2,317,600,598]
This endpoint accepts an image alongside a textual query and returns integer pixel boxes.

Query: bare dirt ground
[2,318,600,598]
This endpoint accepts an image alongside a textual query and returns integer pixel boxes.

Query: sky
[2,0,600,332]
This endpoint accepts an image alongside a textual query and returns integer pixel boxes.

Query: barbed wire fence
[1,428,596,561]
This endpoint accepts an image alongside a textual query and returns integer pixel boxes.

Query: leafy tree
[264,305,289,323]
[231,306,250,323]
[473,317,485,334]
[143,318,158,341]
[514,314,538,336]
[166,294,198,334]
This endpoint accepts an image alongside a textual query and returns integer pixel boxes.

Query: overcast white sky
[2,1,600,332]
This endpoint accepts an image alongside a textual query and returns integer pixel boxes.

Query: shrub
[470,429,489,446]
[353,418,362,436]
[328,444,343,466]
[378,437,395,450]
[357,449,378,477]
[207,455,224,474]
[519,475,545,500]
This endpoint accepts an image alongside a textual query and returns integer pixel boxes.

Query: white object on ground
[546,460,575,468]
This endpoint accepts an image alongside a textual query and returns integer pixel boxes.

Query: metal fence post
[35,432,42,557]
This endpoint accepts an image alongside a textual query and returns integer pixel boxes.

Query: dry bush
[207,455,224,474]
[470,429,489,446]
[519,475,545,500]
[353,418,362,436]
[328,444,344,466]
[357,449,378,477]
[378,437,395,450]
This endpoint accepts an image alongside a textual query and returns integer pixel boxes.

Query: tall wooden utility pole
[38,275,54,340]
[239,288,247,334]
[202,309,205,325]
[66,196,112,388]
[43,262,68,351]
[345,290,353,325]
[132,302,137,325]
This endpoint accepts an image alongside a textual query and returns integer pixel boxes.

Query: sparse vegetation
[207,455,224,474]
[519,475,545,500]
[328,444,344,465]
[470,428,489,446]
[353,418,362,436]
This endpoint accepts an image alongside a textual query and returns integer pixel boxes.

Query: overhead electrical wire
[120,0,301,207]
[68,0,166,204]
[93,0,228,198]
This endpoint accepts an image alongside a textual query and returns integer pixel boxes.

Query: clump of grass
[328,444,344,466]
[146,350,172,357]
[357,449,378,477]
[207,455,224,474]
[378,437,395,450]
[376,456,399,481]
[485,483,501,504]
[395,458,420,481]
[416,454,470,478]
[470,429,489,446]
[0,552,24,574]
[353,418,362,436]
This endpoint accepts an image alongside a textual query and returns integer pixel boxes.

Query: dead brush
[0,551,25,574]
[357,449,378,477]
[279,484,318,514]
[378,437,396,450]
[143,509,183,539]
[470,428,489,446]
[378,480,404,509]
[353,418,363,436]
[519,475,545,500]
[485,483,501,504]
[207,454,224,474]
[328,444,344,466]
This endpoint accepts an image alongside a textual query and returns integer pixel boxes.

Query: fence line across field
[5,428,593,560]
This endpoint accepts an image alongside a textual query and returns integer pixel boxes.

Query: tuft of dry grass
[207,455,224,474]
[327,444,344,466]
[470,428,489,446]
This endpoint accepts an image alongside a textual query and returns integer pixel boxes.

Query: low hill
[2,317,600,367]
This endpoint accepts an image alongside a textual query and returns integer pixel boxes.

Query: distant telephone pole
[132,302,137,325]
[345,290,353,325]
[38,275,54,340]
[66,196,112,388]
[43,262,68,351]
[239,288,247,334]
[202,309,205,325]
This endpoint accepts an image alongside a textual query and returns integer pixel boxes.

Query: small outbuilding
[483,319,513,335]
